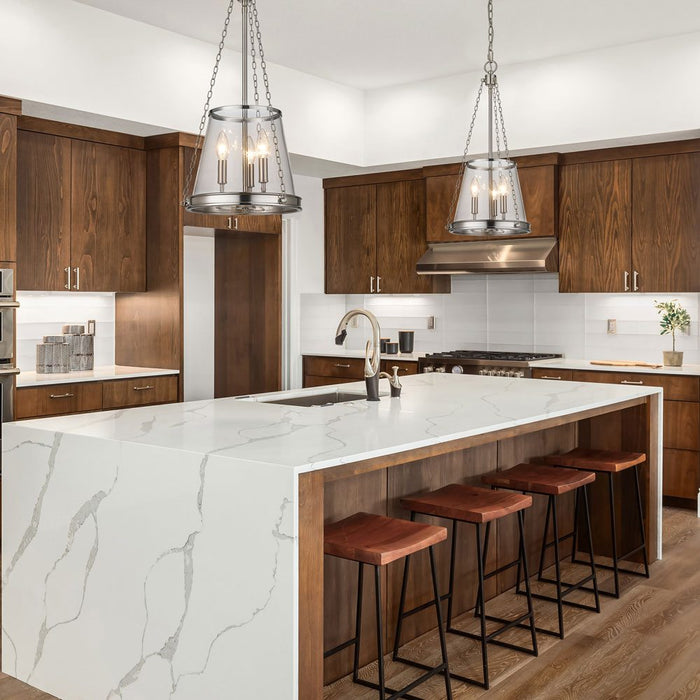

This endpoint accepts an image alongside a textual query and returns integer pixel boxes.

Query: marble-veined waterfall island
[2,372,661,699]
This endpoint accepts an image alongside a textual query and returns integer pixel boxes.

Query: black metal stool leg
[353,562,364,682]
[392,553,412,662]
[571,487,580,564]
[429,546,453,700]
[582,485,601,613]
[474,521,491,618]
[634,464,650,578]
[537,495,553,580]
[550,496,565,638]
[517,510,539,657]
[608,473,621,598]
[374,565,385,699]
[446,519,458,628]
[475,522,490,689]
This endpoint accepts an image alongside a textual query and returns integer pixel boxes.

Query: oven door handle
[0,367,20,375]
[0,301,19,308]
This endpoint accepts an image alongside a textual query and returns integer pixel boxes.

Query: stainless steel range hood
[416,238,557,275]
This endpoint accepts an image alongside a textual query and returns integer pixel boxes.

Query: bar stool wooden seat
[541,447,650,598]
[324,512,453,699]
[398,484,537,690]
[482,464,600,639]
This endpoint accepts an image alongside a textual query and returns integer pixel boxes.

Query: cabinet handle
[624,270,630,291]
[621,380,644,385]
[133,385,154,391]
[64,267,71,290]
[370,276,374,293]
[333,363,351,368]
[73,267,80,290]
[50,392,75,399]
[376,276,382,293]
[540,375,563,380]
[633,270,639,291]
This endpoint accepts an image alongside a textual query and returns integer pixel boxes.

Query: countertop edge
[16,366,180,388]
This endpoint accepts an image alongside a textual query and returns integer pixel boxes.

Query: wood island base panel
[1,373,661,700]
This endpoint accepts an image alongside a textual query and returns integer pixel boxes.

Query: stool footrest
[541,530,575,549]
[482,558,521,580]
[363,660,447,700]
[398,592,450,620]
[323,636,357,659]
[447,624,538,655]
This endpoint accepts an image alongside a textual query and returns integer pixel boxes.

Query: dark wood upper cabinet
[558,160,632,293]
[17,129,146,292]
[17,130,72,290]
[425,159,559,243]
[324,175,448,294]
[632,153,700,292]
[71,141,146,292]
[325,184,377,294]
[0,113,17,262]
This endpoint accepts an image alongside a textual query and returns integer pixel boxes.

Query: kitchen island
[2,373,661,699]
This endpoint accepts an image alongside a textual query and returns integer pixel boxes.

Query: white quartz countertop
[530,358,700,377]
[8,373,659,474]
[303,349,423,362]
[16,365,180,387]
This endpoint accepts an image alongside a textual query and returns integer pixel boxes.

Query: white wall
[364,33,700,165]
[0,0,366,165]
[15,292,116,373]
[300,278,700,366]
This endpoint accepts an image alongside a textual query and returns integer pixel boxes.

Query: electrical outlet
[607,319,617,335]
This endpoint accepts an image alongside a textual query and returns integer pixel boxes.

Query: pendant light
[449,0,529,236]
[184,0,301,215]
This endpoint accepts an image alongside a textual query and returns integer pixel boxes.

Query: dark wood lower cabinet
[535,368,700,506]
[302,355,418,389]
[102,375,178,409]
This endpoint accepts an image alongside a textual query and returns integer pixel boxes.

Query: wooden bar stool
[324,512,453,699]
[541,448,650,598]
[482,464,600,639]
[398,484,537,690]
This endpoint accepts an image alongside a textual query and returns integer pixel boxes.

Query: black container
[385,342,399,354]
[380,337,391,353]
[398,330,415,354]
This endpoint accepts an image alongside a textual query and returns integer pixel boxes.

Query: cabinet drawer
[663,448,700,500]
[571,370,699,402]
[303,356,365,380]
[16,382,103,419]
[531,368,573,381]
[380,360,418,376]
[102,375,178,409]
[664,401,700,451]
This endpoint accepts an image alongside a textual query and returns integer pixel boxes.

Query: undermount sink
[261,389,371,408]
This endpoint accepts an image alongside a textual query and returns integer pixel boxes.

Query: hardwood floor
[324,507,700,699]
[0,508,697,699]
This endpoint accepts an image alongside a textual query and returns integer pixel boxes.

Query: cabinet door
[0,114,17,262]
[16,131,72,290]
[325,185,376,294]
[376,179,436,294]
[559,160,632,292]
[632,153,700,292]
[425,164,557,243]
[71,141,146,292]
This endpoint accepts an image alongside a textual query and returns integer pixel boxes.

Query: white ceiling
[73,0,700,90]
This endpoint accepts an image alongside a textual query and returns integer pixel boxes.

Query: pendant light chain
[182,0,236,205]
[248,0,287,200]
[493,82,520,221]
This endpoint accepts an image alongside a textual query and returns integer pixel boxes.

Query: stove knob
[451,365,464,374]
[496,369,505,377]
[423,365,434,373]
[487,369,496,376]
[505,370,515,377]
[516,371,525,378]
[478,369,487,376]
[435,366,446,373]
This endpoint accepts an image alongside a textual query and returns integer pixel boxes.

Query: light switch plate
[607,319,617,335]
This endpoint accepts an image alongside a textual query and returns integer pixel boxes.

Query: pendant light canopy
[449,0,529,236]
[184,0,301,215]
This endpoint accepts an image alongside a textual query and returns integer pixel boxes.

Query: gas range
[418,350,563,378]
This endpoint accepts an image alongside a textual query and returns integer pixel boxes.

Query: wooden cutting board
[590,360,663,369]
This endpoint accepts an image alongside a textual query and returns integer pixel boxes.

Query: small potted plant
[654,299,691,367]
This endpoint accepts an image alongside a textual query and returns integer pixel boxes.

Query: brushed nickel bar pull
[73,267,80,290]
[633,270,639,291]
[370,276,374,293]
[50,392,75,399]
[624,270,630,291]
[133,385,154,391]
[540,375,563,380]
[333,363,351,368]
[376,276,381,293]
[64,267,71,290]
[621,380,644,385]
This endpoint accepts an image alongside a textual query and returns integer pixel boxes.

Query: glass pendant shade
[450,158,530,235]
[187,105,301,215]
